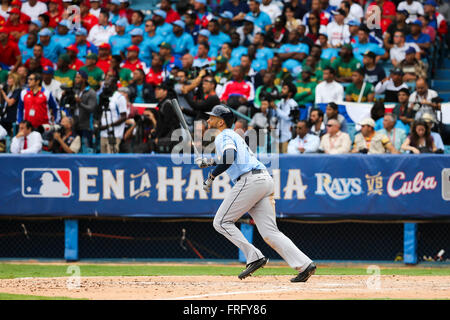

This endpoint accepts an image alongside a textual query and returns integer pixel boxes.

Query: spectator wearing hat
[218,11,236,35]
[80,53,105,91]
[190,29,216,58]
[345,68,375,102]
[153,9,173,39]
[121,45,148,73]
[183,10,201,43]
[220,0,249,24]
[54,53,77,88]
[361,50,386,87]
[17,19,41,58]
[88,9,117,47]
[424,0,448,39]
[129,27,152,66]
[39,28,65,63]
[208,18,231,56]
[389,30,421,67]
[326,9,351,48]
[347,19,361,41]
[167,20,195,57]
[66,44,85,71]
[42,65,62,103]
[398,47,427,82]
[406,19,431,55]
[108,0,124,25]
[315,67,345,104]
[96,43,112,74]
[79,1,98,32]
[331,43,361,83]
[398,0,424,23]
[160,0,180,23]
[418,14,437,43]
[109,17,131,56]
[75,27,98,64]
[125,10,145,34]
[89,0,101,18]
[4,7,28,41]
[8,0,31,23]
[194,0,214,29]
[159,41,182,73]
[294,66,317,105]
[21,0,47,21]
[247,0,271,33]
[374,67,409,102]
[0,27,21,71]
[376,113,408,151]
[52,20,76,50]
[17,72,60,129]
[25,44,53,71]
[352,117,399,154]
[351,25,386,63]
[319,118,351,154]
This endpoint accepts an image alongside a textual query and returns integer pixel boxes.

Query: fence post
[238,222,254,263]
[403,223,417,265]
[65,219,79,261]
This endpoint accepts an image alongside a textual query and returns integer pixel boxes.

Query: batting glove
[195,157,215,169]
[203,172,214,193]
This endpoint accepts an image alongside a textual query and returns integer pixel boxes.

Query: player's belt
[236,169,265,182]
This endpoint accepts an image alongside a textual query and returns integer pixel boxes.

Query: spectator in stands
[213,55,232,96]
[352,24,386,63]
[332,44,361,83]
[193,42,214,68]
[374,68,409,103]
[53,20,76,50]
[0,27,21,72]
[121,45,148,73]
[393,87,416,126]
[109,18,131,57]
[79,1,99,32]
[308,107,326,137]
[220,66,255,115]
[315,67,345,104]
[277,30,310,74]
[409,77,440,123]
[247,0,272,33]
[24,44,53,71]
[168,20,195,57]
[18,73,59,129]
[423,0,448,40]
[66,44,85,72]
[128,68,156,104]
[254,72,281,109]
[208,17,231,56]
[10,120,42,154]
[401,119,437,153]
[418,14,436,43]
[79,53,105,91]
[326,9,351,47]
[319,118,352,154]
[125,10,145,33]
[384,9,411,51]
[73,70,97,149]
[398,0,424,23]
[98,76,127,154]
[21,0,47,21]
[145,54,165,87]
[390,30,421,67]
[19,30,38,64]
[38,28,64,64]
[237,15,262,47]
[159,41,182,74]
[90,0,101,18]
[153,9,173,39]
[345,68,375,102]
[0,72,21,136]
[75,28,98,64]
[271,81,298,153]
[54,53,77,88]
[361,51,386,87]
[324,102,348,133]
[406,19,431,56]
[421,112,445,152]
[5,8,28,42]
[294,66,317,105]
[128,28,152,68]
[49,116,81,154]
[377,113,408,151]
[96,43,112,75]
[88,9,117,47]
[398,47,427,82]
[42,66,62,104]
[160,0,180,23]
[352,117,399,154]
[288,120,320,154]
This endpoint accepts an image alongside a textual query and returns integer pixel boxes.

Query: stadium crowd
[0,0,449,155]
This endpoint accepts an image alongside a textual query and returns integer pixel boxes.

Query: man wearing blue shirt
[108,0,122,24]
[52,20,76,50]
[74,28,98,63]
[277,31,310,73]
[207,18,232,56]
[143,19,164,55]
[247,0,272,33]
[38,28,64,63]
[129,28,152,67]
[405,19,431,56]
[18,20,41,56]
[190,29,218,58]
[352,25,386,63]
[20,33,38,64]
[153,9,173,39]
[167,20,195,57]
[109,18,132,56]
[125,10,146,34]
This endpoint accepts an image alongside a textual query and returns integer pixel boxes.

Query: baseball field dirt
[1,262,450,300]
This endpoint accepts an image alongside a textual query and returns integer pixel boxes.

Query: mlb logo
[22,169,72,198]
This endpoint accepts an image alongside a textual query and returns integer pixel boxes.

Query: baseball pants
[213,170,313,272]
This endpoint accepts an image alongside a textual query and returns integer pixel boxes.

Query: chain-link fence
[0,218,449,262]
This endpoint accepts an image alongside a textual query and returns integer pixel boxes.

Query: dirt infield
[1,274,450,299]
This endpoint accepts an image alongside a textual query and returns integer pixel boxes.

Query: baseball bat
[171,98,201,157]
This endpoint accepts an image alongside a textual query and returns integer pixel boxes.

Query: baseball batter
[196,105,316,282]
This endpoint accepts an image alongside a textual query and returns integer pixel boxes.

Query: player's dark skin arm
[211,148,236,178]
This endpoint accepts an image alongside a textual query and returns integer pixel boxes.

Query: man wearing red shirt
[161,0,180,23]
[369,0,396,22]
[79,1,99,32]
[0,27,21,71]
[121,45,148,73]
[10,0,31,24]
[25,44,54,70]
[146,54,165,86]
[66,44,85,71]
[96,43,112,74]
[47,1,64,29]
[220,66,255,105]
[4,8,28,42]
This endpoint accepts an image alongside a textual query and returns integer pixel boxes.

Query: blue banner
[0,154,449,219]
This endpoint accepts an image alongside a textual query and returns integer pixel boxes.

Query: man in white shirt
[88,9,117,47]
[409,77,440,122]
[89,0,101,18]
[21,0,47,21]
[319,118,352,154]
[42,66,63,104]
[398,0,424,23]
[347,0,364,22]
[389,30,421,67]
[10,120,42,154]
[315,67,345,104]
[260,0,282,24]
[327,9,350,47]
[288,120,320,154]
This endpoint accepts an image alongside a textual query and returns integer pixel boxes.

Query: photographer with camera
[410,78,440,124]
[97,77,127,153]
[154,82,180,153]
[48,116,81,154]
[123,107,158,153]
[269,81,298,153]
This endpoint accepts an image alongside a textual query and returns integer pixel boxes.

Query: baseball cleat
[290,262,316,283]
[238,257,269,280]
